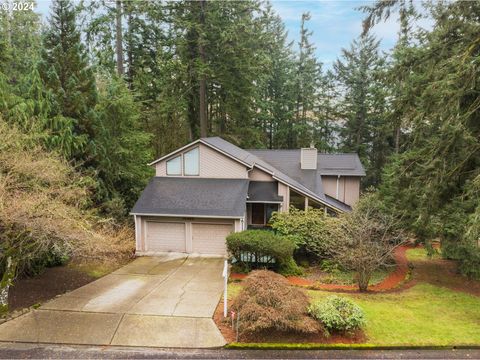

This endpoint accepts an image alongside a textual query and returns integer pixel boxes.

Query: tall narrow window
[166,155,181,175]
[184,147,199,175]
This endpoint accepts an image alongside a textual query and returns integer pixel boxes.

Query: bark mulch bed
[7,266,96,312]
[230,245,412,293]
[213,297,366,344]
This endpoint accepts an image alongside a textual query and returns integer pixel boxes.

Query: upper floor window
[184,147,199,175]
[166,155,181,175]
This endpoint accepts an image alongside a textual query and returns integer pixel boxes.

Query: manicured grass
[308,284,480,346]
[406,248,441,261]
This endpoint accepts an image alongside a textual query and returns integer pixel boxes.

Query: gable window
[184,147,199,176]
[166,155,182,175]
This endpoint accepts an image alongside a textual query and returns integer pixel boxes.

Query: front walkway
[0,254,226,348]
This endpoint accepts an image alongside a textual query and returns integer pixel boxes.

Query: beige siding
[278,182,290,212]
[145,221,186,252]
[322,175,360,206]
[155,143,247,178]
[249,167,273,181]
[344,177,360,206]
[155,161,167,176]
[192,223,232,255]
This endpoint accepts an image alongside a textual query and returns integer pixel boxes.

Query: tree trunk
[126,4,134,87]
[394,126,400,153]
[198,0,208,138]
[357,270,370,292]
[0,257,14,314]
[115,0,124,76]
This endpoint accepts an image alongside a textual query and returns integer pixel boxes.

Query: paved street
[0,343,479,359]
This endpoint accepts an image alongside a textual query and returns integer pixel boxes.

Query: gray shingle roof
[131,177,249,218]
[145,137,364,213]
[201,137,364,212]
[202,137,331,208]
[325,195,352,212]
[246,149,366,177]
[248,181,283,203]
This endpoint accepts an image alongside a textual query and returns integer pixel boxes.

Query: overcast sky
[34,0,432,69]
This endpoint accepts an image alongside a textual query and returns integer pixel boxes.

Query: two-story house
[131,137,365,255]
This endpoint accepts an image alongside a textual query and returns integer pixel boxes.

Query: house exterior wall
[248,167,273,181]
[278,182,290,212]
[155,143,248,178]
[344,176,360,205]
[322,175,361,206]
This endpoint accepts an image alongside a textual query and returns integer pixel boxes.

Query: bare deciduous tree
[330,195,406,291]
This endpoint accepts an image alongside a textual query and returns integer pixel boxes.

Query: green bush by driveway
[226,230,300,275]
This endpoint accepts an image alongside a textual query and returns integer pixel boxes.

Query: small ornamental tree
[330,194,406,291]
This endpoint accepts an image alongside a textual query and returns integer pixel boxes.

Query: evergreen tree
[376,1,480,247]
[0,2,41,85]
[314,70,340,152]
[95,77,153,215]
[38,0,99,160]
[255,3,296,149]
[334,33,390,185]
[293,12,322,148]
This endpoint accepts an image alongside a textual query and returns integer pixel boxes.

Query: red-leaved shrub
[231,270,322,336]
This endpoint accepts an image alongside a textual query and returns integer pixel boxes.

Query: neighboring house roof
[247,181,283,203]
[131,177,249,218]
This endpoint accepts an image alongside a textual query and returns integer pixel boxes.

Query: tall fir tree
[377,1,480,247]
[255,3,296,149]
[334,33,390,186]
[38,0,99,160]
[292,12,322,148]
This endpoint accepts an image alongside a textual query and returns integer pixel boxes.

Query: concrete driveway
[0,254,226,348]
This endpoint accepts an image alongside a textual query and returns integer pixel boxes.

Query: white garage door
[192,223,232,255]
[146,221,186,252]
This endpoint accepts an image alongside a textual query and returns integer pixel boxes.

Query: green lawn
[227,281,480,346]
[406,248,441,261]
[308,284,480,346]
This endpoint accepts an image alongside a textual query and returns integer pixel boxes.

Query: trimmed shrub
[308,295,365,335]
[226,230,298,275]
[232,270,322,336]
[270,207,343,259]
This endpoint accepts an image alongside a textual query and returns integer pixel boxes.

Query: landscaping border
[226,343,480,350]
[230,245,413,293]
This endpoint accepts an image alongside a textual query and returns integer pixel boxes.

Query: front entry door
[251,203,265,225]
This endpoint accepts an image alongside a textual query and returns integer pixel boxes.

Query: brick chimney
[301,146,317,170]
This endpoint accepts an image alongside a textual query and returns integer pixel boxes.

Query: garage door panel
[146,222,186,252]
[192,223,232,255]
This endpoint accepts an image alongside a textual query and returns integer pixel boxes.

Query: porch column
[304,197,309,211]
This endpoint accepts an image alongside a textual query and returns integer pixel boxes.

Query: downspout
[336,175,340,200]
[134,214,139,251]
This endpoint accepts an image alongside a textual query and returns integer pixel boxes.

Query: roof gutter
[130,212,244,219]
